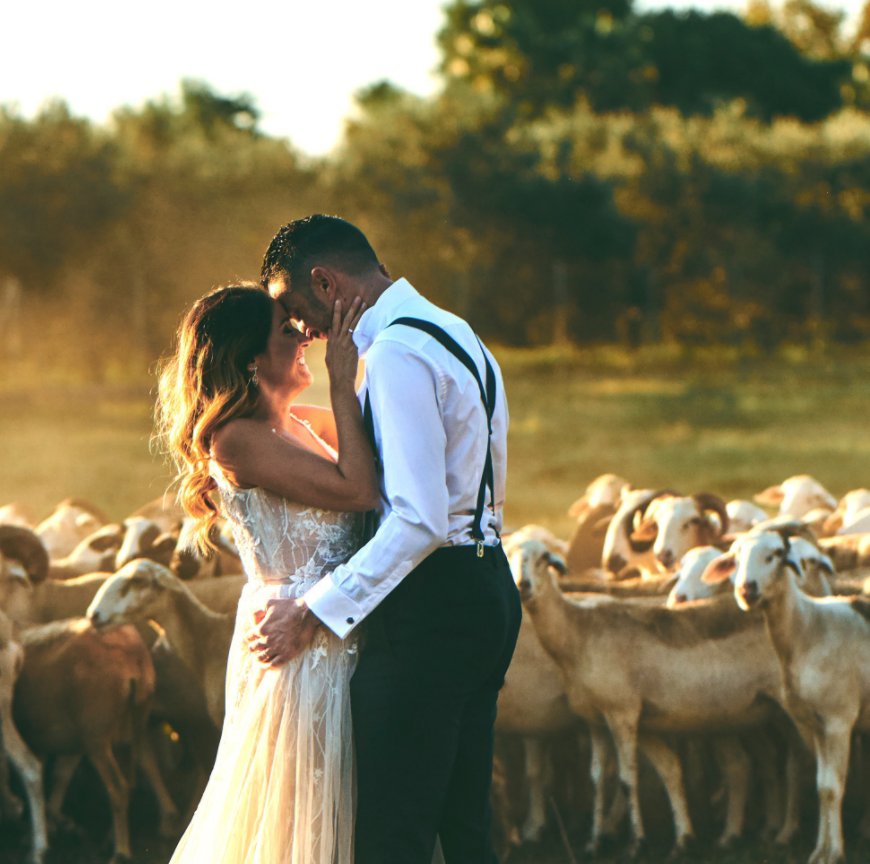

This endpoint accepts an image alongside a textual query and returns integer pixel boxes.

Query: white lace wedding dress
[169,458,362,864]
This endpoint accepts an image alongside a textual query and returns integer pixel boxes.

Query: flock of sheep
[498,474,870,864]
[0,473,869,864]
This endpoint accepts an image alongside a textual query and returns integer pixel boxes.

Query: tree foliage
[0,5,868,376]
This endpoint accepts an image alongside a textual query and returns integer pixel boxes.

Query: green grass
[500,344,870,538]
[3,344,870,533]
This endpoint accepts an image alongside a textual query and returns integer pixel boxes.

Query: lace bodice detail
[210,462,362,597]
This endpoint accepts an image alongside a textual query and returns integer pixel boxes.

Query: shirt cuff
[303,573,366,639]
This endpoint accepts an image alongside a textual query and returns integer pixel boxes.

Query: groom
[255,214,520,864]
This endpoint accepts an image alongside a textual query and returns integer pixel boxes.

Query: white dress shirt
[304,278,508,638]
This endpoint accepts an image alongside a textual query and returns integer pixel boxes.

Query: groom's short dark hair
[260,215,379,295]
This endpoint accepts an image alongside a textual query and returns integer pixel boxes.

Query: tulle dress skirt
[169,580,357,864]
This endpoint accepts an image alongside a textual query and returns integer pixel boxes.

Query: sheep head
[665,546,725,608]
[62,523,125,572]
[35,498,109,558]
[510,539,567,604]
[115,517,179,571]
[602,488,676,574]
[706,531,805,612]
[87,559,180,627]
[642,494,728,571]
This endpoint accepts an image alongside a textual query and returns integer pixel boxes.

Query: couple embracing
[158,214,521,864]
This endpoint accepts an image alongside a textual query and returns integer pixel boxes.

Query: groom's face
[268,275,332,340]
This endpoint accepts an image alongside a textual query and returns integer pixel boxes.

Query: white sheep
[34,498,109,560]
[668,537,832,608]
[631,493,730,571]
[754,475,837,520]
[518,538,805,856]
[497,541,578,843]
[47,522,124,580]
[567,474,630,518]
[600,488,667,578]
[114,516,178,571]
[705,529,870,864]
[835,507,870,536]
[726,499,769,533]
[823,489,870,535]
[87,560,235,726]
[666,546,724,607]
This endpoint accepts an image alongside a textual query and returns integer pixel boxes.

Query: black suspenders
[362,317,498,555]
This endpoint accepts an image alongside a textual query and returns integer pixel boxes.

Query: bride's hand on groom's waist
[246,598,319,667]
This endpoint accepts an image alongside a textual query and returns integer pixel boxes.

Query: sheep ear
[547,552,568,575]
[567,498,587,519]
[591,515,612,537]
[754,485,784,506]
[630,517,657,543]
[784,557,802,576]
[702,554,736,584]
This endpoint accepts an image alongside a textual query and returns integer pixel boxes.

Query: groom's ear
[309,266,337,305]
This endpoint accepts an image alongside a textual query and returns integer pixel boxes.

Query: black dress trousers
[351,543,521,864]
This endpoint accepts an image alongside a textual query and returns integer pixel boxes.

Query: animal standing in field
[14,618,155,864]
[630,493,730,571]
[497,541,578,844]
[706,530,870,864]
[87,560,235,727]
[754,476,837,521]
[518,538,808,857]
[34,499,110,560]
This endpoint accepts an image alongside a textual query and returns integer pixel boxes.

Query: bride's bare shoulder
[211,418,262,460]
[291,405,337,446]
[210,420,282,486]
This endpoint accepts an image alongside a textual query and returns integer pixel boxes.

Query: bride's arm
[212,299,378,512]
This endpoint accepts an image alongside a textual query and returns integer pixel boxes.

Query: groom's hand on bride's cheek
[246,598,318,667]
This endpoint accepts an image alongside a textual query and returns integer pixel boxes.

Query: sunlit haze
[1,0,864,156]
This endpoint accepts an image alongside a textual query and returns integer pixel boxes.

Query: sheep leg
[1,711,47,864]
[776,729,811,846]
[711,734,749,848]
[604,711,645,857]
[87,742,131,862]
[520,736,548,843]
[639,733,694,854]
[586,724,613,854]
[0,732,23,820]
[809,723,851,864]
[743,730,783,839]
[46,755,80,826]
[138,734,181,838]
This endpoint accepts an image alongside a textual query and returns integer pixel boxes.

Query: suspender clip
[476,540,485,558]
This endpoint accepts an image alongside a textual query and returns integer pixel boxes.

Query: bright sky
[1,0,863,156]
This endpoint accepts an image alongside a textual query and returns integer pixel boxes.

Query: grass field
[3,343,870,534]
[3,343,870,862]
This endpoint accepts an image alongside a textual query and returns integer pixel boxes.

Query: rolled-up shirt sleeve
[303,338,449,638]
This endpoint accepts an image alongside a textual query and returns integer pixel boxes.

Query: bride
[156,282,376,864]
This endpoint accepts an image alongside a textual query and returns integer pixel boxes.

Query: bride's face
[252,302,314,394]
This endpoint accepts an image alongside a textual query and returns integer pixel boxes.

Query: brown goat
[14,619,155,863]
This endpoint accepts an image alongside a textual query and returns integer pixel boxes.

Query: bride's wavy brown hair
[156,283,273,553]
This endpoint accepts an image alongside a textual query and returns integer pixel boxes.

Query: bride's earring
[249,364,259,387]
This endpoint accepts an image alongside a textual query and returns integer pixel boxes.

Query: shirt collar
[352,278,420,357]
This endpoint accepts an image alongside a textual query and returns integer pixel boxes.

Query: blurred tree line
[0,0,868,377]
